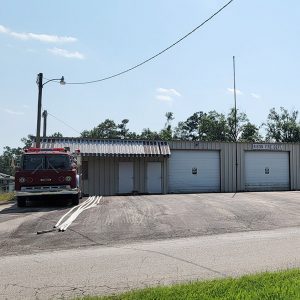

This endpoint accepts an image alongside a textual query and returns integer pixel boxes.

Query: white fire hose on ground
[37,196,102,234]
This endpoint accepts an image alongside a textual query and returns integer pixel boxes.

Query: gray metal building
[40,138,170,196]
[39,138,300,195]
[0,173,15,193]
[169,141,299,193]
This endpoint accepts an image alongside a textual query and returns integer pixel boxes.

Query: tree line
[79,107,300,143]
[1,107,300,175]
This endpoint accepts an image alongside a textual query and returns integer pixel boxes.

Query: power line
[65,0,234,85]
[47,111,82,135]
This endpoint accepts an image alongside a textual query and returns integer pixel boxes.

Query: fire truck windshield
[22,154,71,171]
[23,155,44,171]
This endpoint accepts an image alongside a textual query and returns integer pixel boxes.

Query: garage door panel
[245,151,290,191]
[168,151,220,193]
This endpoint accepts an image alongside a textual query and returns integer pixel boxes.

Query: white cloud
[48,47,85,59]
[227,88,243,95]
[156,87,181,104]
[156,88,181,97]
[156,95,173,102]
[0,24,77,43]
[0,25,9,33]
[3,108,24,115]
[251,93,261,99]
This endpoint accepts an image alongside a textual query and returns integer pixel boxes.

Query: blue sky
[1,0,300,152]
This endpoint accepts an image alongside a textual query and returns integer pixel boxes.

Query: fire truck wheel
[17,197,26,207]
[72,194,80,206]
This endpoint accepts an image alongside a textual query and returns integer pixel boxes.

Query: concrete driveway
[1,191,300,256]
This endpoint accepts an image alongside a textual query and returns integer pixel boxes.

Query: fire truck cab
[15,147,81,207]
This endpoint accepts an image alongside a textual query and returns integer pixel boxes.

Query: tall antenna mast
[233,56,237,141]
[233,56,238,193]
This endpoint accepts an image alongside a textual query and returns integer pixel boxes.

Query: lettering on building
[252,144,283,151]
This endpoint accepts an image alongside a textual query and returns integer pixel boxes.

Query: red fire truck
[15,147,81,207]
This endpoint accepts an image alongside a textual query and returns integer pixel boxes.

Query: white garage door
[168,150,220,193]
[119,162,134,193]
[245,151,290,191]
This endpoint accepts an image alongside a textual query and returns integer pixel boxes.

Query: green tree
[126,132,139,139]
[0,146,22,175]
[51,132,63,138]
[174,111,228,141]
[81,119,119,139]
[202,111,228,141]
[239,123,262,142]
[0,135,34,175]
[264,107,300,142]
[160,112,174,140]
[21,135,33,148]
[81,119,140,139]
[164,112,174,127]
[140,128,161,140]
[173,108,258,142]
[226,108,249,142]
[173,121,190,140]
[173,111,203,140]
[117,119,129,139]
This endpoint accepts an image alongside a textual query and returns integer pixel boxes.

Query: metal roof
[39,138,171,157]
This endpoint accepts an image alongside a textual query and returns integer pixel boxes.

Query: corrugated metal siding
[36,138,300,195]
[159,142,171,156]
[169,141,300,193]
[39,138,170,157]
[82,156,167,196]
[237,143,298,191]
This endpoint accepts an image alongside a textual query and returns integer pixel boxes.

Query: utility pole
[36,73,43,148]
[35,73,65,148]
[42,110,48,137]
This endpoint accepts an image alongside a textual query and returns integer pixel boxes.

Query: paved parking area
[1,191,300,256]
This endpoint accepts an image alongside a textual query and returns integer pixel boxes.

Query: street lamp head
[36,73,65,148]
[60,76,66,85]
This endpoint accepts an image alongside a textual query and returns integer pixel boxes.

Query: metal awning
[38,138,171,157]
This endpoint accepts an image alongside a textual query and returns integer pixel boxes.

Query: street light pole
[35,73,65,148]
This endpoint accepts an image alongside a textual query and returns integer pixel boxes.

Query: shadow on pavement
[0,197,72,214]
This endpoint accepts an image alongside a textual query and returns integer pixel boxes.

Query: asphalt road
[1,226,300,299]
[1,192,300,256]
[1,192,300,299]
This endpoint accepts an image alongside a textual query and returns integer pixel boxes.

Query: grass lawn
[0,192,15,203]
[78,268,300,300]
